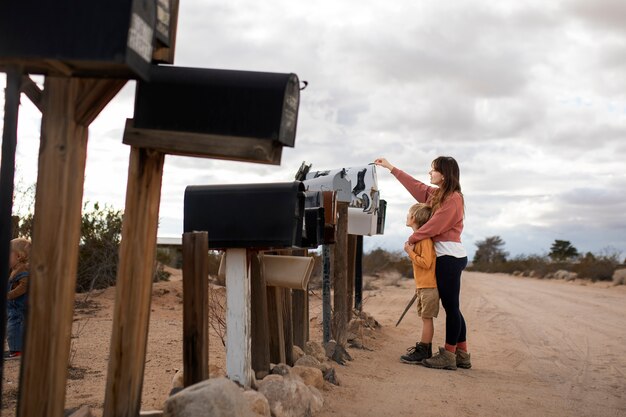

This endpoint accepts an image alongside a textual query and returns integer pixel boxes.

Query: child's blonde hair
[408,203,432,228]
[11,238,31,269]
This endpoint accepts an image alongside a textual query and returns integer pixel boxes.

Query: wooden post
[103,147,165,417]
[346,234,357,322]
[266,286,285,364]
[282,288,294,366]
[182,232,209,387]
[322,244,332,344]
[224,248,253,387]
[332,202,349,347]
[17,77,88,417]
[0,67,22,396]
[291,289,308,350]
[355,235,364,311]
[250,251,270,378]
[291,250,309,350]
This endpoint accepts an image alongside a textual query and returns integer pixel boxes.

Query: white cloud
[2,0,625,260]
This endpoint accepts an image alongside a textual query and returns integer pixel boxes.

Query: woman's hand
[404,241,414,254]
[374,158,394,171]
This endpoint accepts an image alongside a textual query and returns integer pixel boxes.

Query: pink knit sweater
[391,167,464,244]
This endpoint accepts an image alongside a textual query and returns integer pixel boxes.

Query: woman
[375,156,470,370]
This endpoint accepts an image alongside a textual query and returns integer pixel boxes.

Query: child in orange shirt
[400,203,438,365]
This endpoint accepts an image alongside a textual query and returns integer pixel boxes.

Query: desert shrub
[362,247,412,278]
[15,199,169,292]
[571,251,620,282]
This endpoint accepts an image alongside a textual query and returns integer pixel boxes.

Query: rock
[304,340,327,362]
[258,374,324,417]
[554,269,577,281]
[163,377,253,417]
[295,354,322,370]
[209,364,226,378]
[292,345,305,362]
[613,268,626,285]
[271,363,291,376]
[67,406,94,417]
[348,338,364,349]
[512,270,522,276]
[262,374,285,383]
[323,367,340,386]
[529,270,539,278]
[243,389,271,417]
[522,270,530,277]
[172,369,184,389]
[324,340,337,359]
[348,319,363,335]
[291,366,324,389]
[544,273,554,279]
[325,341,352,365]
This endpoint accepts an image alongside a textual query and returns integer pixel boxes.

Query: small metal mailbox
[301,207,325,248]
[305,165,379,213]
[123,66,300,164]
[302,172,352,203]
[184,182,305,249]
[303,165,384,236]
[303,190,337,245]
[0,0,156,80]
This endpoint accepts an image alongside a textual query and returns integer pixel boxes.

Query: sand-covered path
[317,272,626,417]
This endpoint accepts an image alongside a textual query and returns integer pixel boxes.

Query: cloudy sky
[2,0,626,260]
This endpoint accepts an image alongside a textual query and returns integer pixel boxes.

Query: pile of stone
[613,268,626,285]
[162,341,339,417]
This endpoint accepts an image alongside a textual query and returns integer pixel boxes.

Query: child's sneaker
[5,351,21,360]
[456,349,471,369]
[422,347,457,370]
[400,342,432,364]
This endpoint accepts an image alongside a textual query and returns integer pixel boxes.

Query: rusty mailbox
[124,65,300,164]
[184,181,327,249]
[0,0,158,79]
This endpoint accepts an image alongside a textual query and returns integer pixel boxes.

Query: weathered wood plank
[75,79,127,126]
[152,0,180,64]
[250,251,271,378]
[123,119,283,164]
[346,234,357,322]
[20,75,43,112]
[282,288,294,366]
[224,248,253,387]
[266,286,285,364]
[291,249,309,349]
[103,147,165,417]
[182,232,209,387]
[332,202,349,347]
[18,77,87,417]
[355,235,364,311]
[322,244,332,344]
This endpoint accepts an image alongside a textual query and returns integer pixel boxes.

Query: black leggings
[436,255,468,346]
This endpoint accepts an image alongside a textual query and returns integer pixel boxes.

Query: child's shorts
[416,287,439,318]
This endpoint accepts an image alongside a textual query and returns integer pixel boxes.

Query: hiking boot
[422,347,457,370]
[400,342,432,364]
[456,349,471,369]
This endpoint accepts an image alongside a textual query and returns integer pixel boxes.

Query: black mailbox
[0,0,156,80]
[377,200,387,235]
[123,66,300,164]
[184,182,305,249]
[301,207,325,248]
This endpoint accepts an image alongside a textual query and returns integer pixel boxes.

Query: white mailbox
[303,165,383,236]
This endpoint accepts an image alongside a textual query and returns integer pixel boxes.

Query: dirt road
[316,272,626,417]
[3,271,625,416]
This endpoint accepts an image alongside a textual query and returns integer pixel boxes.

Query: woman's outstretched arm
[374,158,433,203]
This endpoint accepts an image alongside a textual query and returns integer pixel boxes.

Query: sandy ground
[3,269,626,416]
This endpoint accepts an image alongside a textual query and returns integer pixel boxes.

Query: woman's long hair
[429,156,463,213]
